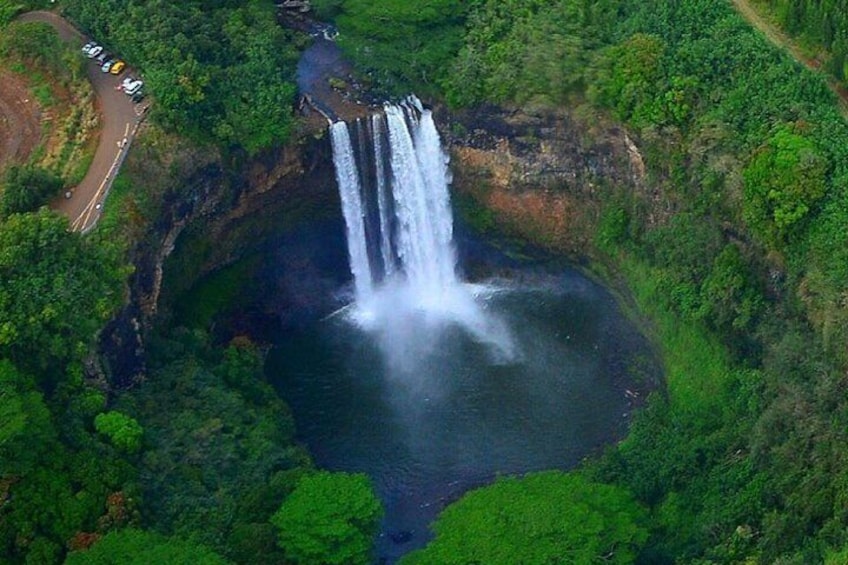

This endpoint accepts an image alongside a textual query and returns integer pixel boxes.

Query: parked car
[123,79,143,95]
[101,59,115,73]
[86,45,103,59]
[95,51,111,64]
[81,41,98,56]
[109,60,126,75]
[130,91,145,104]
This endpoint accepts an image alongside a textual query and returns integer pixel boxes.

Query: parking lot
[16,11,149,231]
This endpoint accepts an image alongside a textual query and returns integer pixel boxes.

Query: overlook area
[2,0,848,564]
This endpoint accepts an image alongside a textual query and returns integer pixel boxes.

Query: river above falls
[266,265,659,563]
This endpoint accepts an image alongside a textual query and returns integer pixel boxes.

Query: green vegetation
[0,1,24,28]
[0,209,127,377]
[0,20,85,87]
[404,471,647,565]
[0,210,137,563]
[329,0,472,97]
[0,165,64,216]
[751,0,848,79]
[61,0,303,153]
[94,411,144,454]
[271,471,383,565]
[116,331,312,563]
[6,0,848,562]
[742,124,828,246]
[65,528,229,565]
[330,0,848,562]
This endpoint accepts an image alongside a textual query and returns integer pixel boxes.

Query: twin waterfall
[329,97,514,364]
[330,97,457,306]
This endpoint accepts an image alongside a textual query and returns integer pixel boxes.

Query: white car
[81,41,97,56]
[123,79,143,96]
[86,45,103,59]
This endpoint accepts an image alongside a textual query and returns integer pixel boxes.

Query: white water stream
[330,97,515,364]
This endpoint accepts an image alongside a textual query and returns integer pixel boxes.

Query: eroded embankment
[0,69,42,168]
[443,105,646,259]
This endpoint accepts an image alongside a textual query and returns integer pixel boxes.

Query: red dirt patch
[0,68,42,169]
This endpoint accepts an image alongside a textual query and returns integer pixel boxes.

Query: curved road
[17,11,146,232]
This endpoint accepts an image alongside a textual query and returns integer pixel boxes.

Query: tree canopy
[271,471,383,565]
[332,0,471,96]
[65,528,229,565]
[61,0,301,152]
[0,209,127,377]
[94,411,144,454]
[0,165,65,217]
[402,471,648,565]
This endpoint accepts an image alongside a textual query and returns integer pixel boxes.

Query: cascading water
[329,121,373,302]
[287,35,660,564]
[330,96,514,366]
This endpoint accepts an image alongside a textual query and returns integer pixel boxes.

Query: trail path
[731,0,848,118]
[11,11,147,231]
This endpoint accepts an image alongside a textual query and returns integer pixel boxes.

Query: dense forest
[319,0,848,562]
[0,1,382,563]
[3,0,848,563]
[751,0,848,79]
[60,0,303,153]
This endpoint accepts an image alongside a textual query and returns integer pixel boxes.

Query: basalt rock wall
[101,103,647,388]
[442,104,646,259]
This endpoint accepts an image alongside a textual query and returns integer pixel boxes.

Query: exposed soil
[0,69,42,168]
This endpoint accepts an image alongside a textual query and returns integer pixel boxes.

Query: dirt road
[731,0,848,117]
[15,11,145,232]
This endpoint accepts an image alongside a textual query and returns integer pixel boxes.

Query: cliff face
[100,130,339,388]
[443,105,646,258]
[159,132,339,302]
[102,104,646,387]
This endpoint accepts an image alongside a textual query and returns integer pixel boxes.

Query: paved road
[18,11,146,232]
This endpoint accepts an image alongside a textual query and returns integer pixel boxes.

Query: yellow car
[109,60,126,75]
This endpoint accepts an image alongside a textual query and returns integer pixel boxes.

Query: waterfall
[331,96,515,364]
[330,121,373,301]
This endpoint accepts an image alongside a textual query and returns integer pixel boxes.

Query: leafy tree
[402,471,648,565]
[697,244,763,333]
[270,471,382,565]
[61,0,300,151]
[334,0,470,95]
[65,528,229,564]
[589,33,667,125]
[0,209,128,377]
[0,360,54,476]
[743,125,828,246]
[118,328,308,562]
[94,411,144,454]
[0,1,24,28]
[0,165,64,217]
